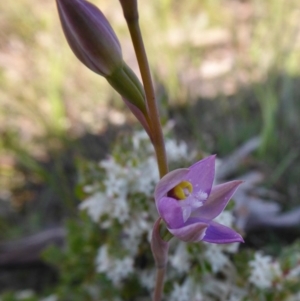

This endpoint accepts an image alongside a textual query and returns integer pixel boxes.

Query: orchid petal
[192,180,243,220]
[202,220,244,244]
[154,168,189,204]
[168,221,208,242]
[157,197,184,229]
[185,155,215,195]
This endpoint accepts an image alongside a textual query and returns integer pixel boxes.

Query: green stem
[121,2,168,178]
[120,3,169,301]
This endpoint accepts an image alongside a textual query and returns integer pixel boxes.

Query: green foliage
[41,209,147,301]
[1,131,300,300]
[42,214,101,300]
[0,292,38,301]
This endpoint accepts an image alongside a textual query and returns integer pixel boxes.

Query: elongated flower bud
[56,0,122,76]
[56,0,147,115]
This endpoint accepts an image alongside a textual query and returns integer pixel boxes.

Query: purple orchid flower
[154,155,244,243]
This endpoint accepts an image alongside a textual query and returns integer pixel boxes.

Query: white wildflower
[227,293,242,301]
[104,175,127,199]
[108,257,134,285]
[101,220,112,228]
[133,156,159,196]
[96,245,111,271]
[286,264,300,280]
[169,281,191,301]
[132,130,151,151]
[110,194,129,223]
[214,210,234,228]
[222,242,240,253]
[140,269,155,290]
[169,242,190,273]
[99,156,121,172]
[193,289,204,301]
[79,192,106,223]
[15,290,34,299]
[169,278,202,301]
[165,139,190,162]
[79,190,129,225]
[204,243,229,273]
[225,288,247,301]
[122,212,152,256]
[249,252,282,289]
[101,158,129,198]
[83,184,96,193]
[286,291,300,301]
[96,245,133,286]
[40,295,58,301]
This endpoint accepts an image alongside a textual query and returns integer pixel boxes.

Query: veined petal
[185,155,215,196]
[155,168,189,203]
[58,12,100,74]
[192,180,243,220]
[168,221,208,242]
[202,220,244,244]
[158,197,184,229]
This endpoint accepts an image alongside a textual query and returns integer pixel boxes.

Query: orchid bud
[56,0,122,77]
[56,0,147,114]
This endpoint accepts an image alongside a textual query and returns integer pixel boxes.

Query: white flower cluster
[122,211,153,255]
[165,138,194,162]
[95,245,134,286]
[79,154,158,227]
[8,130,300,301]
[15,290,34,300]
[170,281,191,301]
[204,244,230,273]
[169,279,203,301]
[79,131,192,229]
[10,291,58,301]
[249,252,282,289]
[286,263,300,280]
[169,242,191,273]
[40,295,58,301]
[78,130,249,299]
[79,131,196,291]
[139,269,155,291]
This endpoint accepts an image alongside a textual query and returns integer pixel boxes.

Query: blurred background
[1,0,300,297]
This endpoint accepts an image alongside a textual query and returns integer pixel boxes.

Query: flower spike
[56,0,148,116]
